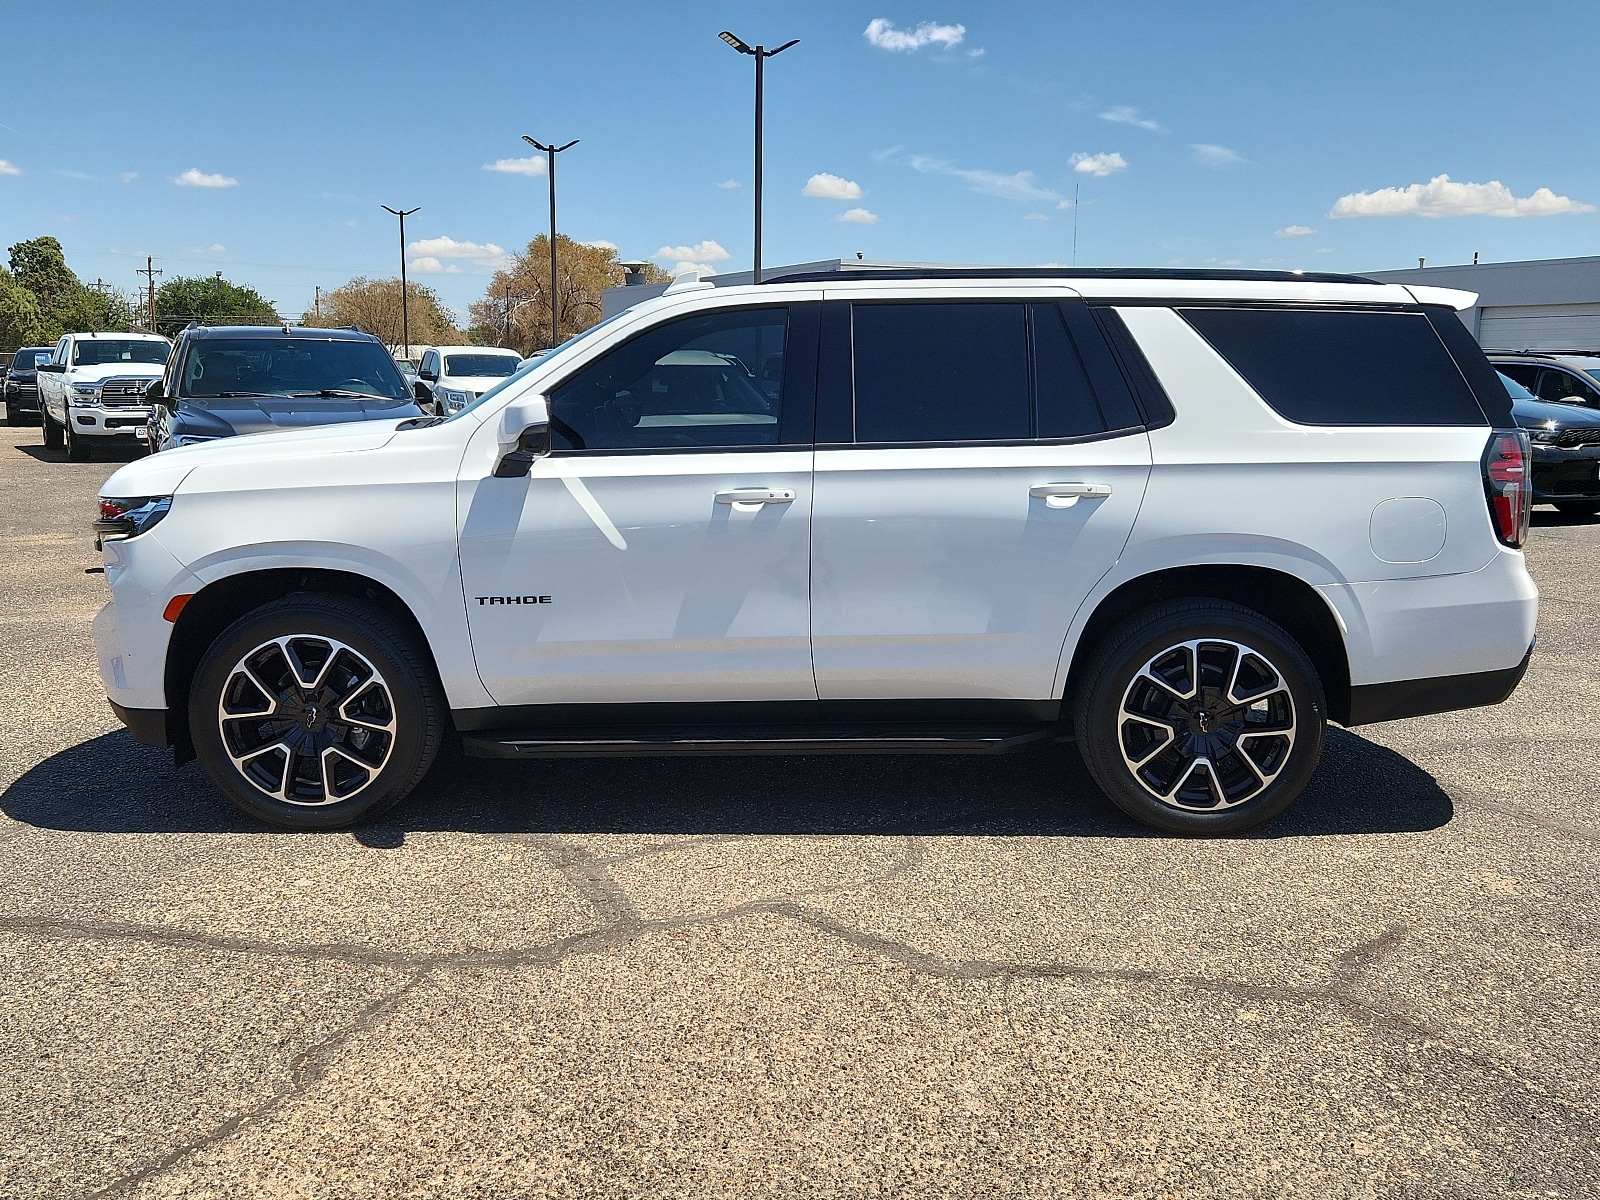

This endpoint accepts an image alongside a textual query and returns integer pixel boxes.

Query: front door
[458,303,818,706]
[810,299,1151,700]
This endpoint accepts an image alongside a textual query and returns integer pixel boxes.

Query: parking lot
[0,421,1596,1199]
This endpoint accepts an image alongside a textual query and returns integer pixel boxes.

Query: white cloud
[1100,106,1163,132]
[839,208,879,224]
[406,235,511,272]
[864,18,966,52]
[907,154,1062,202]
[182,244,226,253]
[581,239,619,251]
[1070,152,1127,177]
[482,156,547,176]
[1330,173,1595,219]
[0,160,20,177]
[1315,246,1335,253]
[1192,144,1243,167]
[119,171,138,183]
[668,261,719,277]
[967,47,985,57]
[654,240,731,264]
[1024,212,1050,221]
[1276,224,1316,237]
[1206,257,1243,266]
[173,168,238,188]
[803,172,864,200]
[717,179,741,189]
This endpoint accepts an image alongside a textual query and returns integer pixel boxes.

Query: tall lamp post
[718,31,798,284]
[520,135,578,346]
[381,204,420,356]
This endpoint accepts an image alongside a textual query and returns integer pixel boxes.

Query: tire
[41,408,62,449]
[1071,599,1327,835]
[64,418,90,461]
[5,405,22,427]
[1554,500,1600,517]
[189,594,445,830]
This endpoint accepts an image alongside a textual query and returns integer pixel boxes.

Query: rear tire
[42,408,62,449]
[1554,500,1600,517]
[1071,599,1326,835]
[189,594,445,830]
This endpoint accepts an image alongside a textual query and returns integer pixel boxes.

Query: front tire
[41,408,62,449]
[64,418,90,461]
[1072,599,1326,835]
[189,595,444,830]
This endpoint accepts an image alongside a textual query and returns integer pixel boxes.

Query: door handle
[1030,482,1113,508]
[714,487,796,508]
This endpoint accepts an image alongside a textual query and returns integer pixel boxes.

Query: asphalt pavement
[1,420,1596,1199]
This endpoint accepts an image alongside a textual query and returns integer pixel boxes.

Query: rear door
[809,296,1153,700]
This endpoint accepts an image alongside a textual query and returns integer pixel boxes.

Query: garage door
[1479,303,1600,352]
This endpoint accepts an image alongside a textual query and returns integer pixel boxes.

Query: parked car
[1500,370,1600,515]
[1490,351,1600,410]
[92,265,1536,835]
[144,325,425,453]
[37,332,172,460]
[3,346,52,425]
[415,345,523,415]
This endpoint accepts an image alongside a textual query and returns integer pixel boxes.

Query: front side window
[73,339,170,366]
[445,353,520,378]
[1181,308,1486,426]
[548,307,788,451]
[178,338,410,402]
[1535,368,1600,406]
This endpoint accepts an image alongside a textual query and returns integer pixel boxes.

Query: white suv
[37,331,172,460]
[90,267,1537,834]
[415,345,524,415]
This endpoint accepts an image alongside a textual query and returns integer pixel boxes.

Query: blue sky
[4,1,1599,322]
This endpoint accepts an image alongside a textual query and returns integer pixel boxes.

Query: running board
[461,724,1058,759]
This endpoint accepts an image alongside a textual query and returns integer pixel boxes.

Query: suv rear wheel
[189,595,444,830]
[1072,599,1326,835]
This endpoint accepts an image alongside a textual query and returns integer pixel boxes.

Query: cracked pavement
[1,424,1597,1199]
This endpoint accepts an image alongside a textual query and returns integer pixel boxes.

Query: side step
[461,724,1058,759]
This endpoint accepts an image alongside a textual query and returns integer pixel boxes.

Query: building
[1363,255,1600,350]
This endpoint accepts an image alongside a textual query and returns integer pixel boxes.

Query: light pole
[718,31,798,284]
[381,204,420,355]
[520,135,578,346]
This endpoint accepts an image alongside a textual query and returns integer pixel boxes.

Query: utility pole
[136,256,162,332]
[1072,183,1079,267]
[381,205,420,356]
[314,286,322,321]
[719,31,799,284]
[520,136,578,346]
[214,271,224,323]
[504,281,513,348]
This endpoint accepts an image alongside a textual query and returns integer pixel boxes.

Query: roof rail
[756,263,1379,286]
[1484,348,1600,357]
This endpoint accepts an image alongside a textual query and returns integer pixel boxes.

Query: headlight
[93,496,172,547]
[171,434,219,447]
[70,383,100,405]
[441,389,470,410]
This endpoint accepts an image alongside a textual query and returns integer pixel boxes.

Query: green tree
[0,269,48,352]
[301,277,462,351]
[5,236,135,339]
[154,275,278,335]
[469,236,669,354]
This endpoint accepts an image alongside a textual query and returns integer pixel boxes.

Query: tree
[468,236,669,354]
[0,270,48,352]
[154,275,278,335]
[5,235,132,340]
[301,277,463,350]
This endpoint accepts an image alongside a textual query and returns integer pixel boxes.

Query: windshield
[11,350,45,369]
[445,353,520,378]
[179,337,410,402]
[445,313,629,422]
[73,339,170,366]
[1498,371,1536,401]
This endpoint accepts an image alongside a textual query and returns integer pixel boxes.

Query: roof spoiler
[1404,285,1477,311]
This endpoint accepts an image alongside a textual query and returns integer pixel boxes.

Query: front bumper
[4,383,40,414]
[1532,443,1600,501]
[67,404,151,438]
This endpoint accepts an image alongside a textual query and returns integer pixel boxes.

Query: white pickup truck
[37,331,172,460]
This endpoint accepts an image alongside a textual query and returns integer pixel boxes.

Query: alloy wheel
[1117,638,1297,811]
[217,634,397,806]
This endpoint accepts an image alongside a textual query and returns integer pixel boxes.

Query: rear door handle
[1030,482,1113,508]
[714,487,796,509]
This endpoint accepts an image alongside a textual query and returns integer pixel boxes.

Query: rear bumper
[1345,643,1532,726]
[109,700,169,746]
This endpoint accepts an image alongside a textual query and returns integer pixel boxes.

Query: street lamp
[718,30,798,284]
[521,135,578,346]
[381,204,420,356]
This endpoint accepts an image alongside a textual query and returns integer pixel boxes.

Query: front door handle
[1030,482,1113,508]
[714,487,796,510]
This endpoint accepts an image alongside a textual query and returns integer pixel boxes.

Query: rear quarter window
[1180,307,1488,426]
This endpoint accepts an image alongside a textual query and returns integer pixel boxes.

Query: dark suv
[1499,370,1600,515]
[145,325,424,453]
[3,347,52,425]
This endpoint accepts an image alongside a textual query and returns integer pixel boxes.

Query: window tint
[852,303,1029,443]
[1491,363,1538,390]
[548,307,788,451]
[1030,303,1106,438]
[1535,368,1600,406]
[1181,308,1486,426]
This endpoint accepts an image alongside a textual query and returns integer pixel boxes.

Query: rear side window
[1031,303,1109,438]
[1181,308,1486,426]
[852,303,1030,442]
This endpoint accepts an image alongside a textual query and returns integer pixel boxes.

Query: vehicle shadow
[12,442,146,464]
[1532,507,1600,527]
[0,726,1452,841]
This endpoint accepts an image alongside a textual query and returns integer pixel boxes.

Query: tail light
[1481,429,1531,549]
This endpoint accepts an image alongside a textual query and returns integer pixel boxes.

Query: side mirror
[419,369,438,382]
[492,395,551,478]
[144,379,165,402]
[36,362,65,373]
[412,380,432,404]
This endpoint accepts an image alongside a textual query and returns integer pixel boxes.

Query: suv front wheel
[189,595,444,829]
[1072,599,1326,834]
